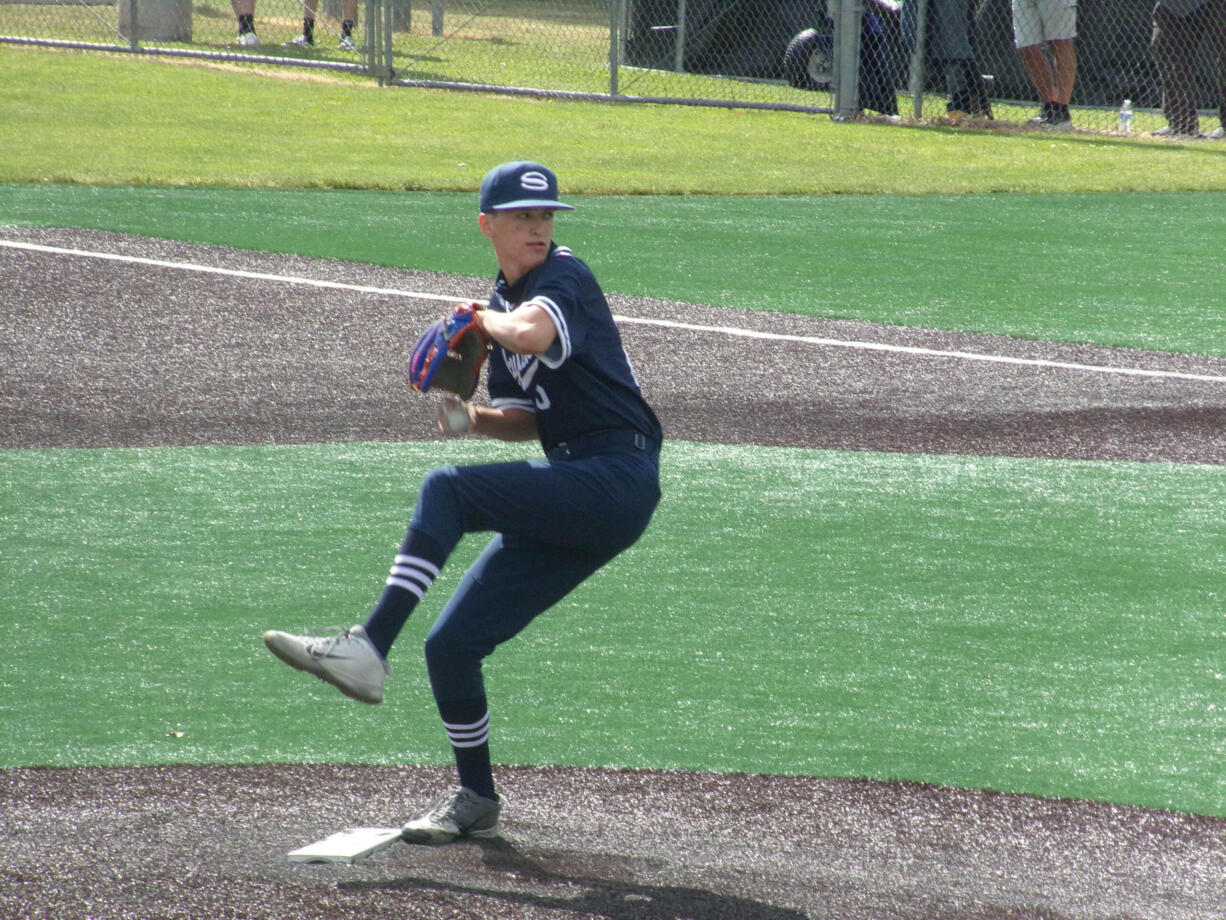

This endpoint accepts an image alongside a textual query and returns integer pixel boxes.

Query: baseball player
[264,161,663,843]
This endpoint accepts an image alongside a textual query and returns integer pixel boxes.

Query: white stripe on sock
[386,554,437,597]
[396,554,440,578]
[385,576,426,598]
[443,712,490,748]
[388,566,432,588]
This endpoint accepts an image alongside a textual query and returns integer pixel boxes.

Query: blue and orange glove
[408,302,490,401]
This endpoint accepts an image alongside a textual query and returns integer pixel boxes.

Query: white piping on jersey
[527,295,570,368]
[492,396,536,413]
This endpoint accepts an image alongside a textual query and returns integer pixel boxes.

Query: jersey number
[534,386,551,411]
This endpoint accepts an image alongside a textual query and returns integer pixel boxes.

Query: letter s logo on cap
[520,171,550,192]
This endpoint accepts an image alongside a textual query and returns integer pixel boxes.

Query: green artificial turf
[3,441,1224,816]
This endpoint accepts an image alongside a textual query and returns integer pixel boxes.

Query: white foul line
[7,238,1226,385]
[614,316,1226,384]
[0,239,459,303]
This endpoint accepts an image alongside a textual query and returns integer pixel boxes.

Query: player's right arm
[436,397,537,442]
[471,405,537,441]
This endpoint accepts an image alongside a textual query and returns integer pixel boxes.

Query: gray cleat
[402,787,502,844]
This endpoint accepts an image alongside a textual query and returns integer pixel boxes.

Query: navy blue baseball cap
[479,161,574,213]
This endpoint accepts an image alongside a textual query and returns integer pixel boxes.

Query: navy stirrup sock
[362,529,445,658]
[439,696,496,801]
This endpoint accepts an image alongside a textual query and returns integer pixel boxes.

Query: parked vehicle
[782,0,903,116]
[626,0,825,83]
[626,0,904,113]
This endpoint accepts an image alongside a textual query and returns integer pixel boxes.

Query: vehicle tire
[783,28,835,92]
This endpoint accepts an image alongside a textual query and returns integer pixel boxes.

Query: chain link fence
[3,0,1223,136]
[888,0,1224,135]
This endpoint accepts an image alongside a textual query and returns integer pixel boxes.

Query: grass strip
[3,440,1223,816]
[3,47,1226,195]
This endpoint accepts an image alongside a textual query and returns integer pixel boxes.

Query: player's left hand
[408,302,490,400]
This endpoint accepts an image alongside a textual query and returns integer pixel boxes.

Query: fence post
[364,0,392,84]
[432,0,444,36]
[384,0,395,80]
[609,0,624,96]
[833,0,863,119]
[364,0,374,78]
[118,0,193,45]
[907,0,929,120]
[673,0,687,73]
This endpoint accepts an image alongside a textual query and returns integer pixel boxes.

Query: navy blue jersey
[485,243,662,453]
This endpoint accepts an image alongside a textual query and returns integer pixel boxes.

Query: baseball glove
[408,302,490,400]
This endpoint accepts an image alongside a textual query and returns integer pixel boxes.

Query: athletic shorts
[1012,0,1077,48]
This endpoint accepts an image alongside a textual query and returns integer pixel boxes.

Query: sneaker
[1033,103,1071,130]
[237,30,259,46]
[1153,125,1200,139]
[402,787,502,844]
[1209,126,1225,139]
[263,625,390,704]
[1026,101,1053,127]
[284,34,313,47]
[338,35,357,51]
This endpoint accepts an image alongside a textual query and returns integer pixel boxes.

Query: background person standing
[1151,0,1226,138]
[230,0,257,44]
[1012,0,1077,128]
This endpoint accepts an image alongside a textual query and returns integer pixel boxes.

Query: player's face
[479,208,555,284]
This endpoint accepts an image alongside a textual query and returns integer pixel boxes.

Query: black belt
[546,429,659,461]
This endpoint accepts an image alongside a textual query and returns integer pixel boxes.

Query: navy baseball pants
[410,433,660,703]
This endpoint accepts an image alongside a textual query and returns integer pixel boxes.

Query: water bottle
[1119,99,1133,136]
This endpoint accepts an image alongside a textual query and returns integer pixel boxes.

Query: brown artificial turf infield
[3,228,1226,920]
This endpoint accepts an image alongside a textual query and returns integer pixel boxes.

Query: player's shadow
[340,836,808,920]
